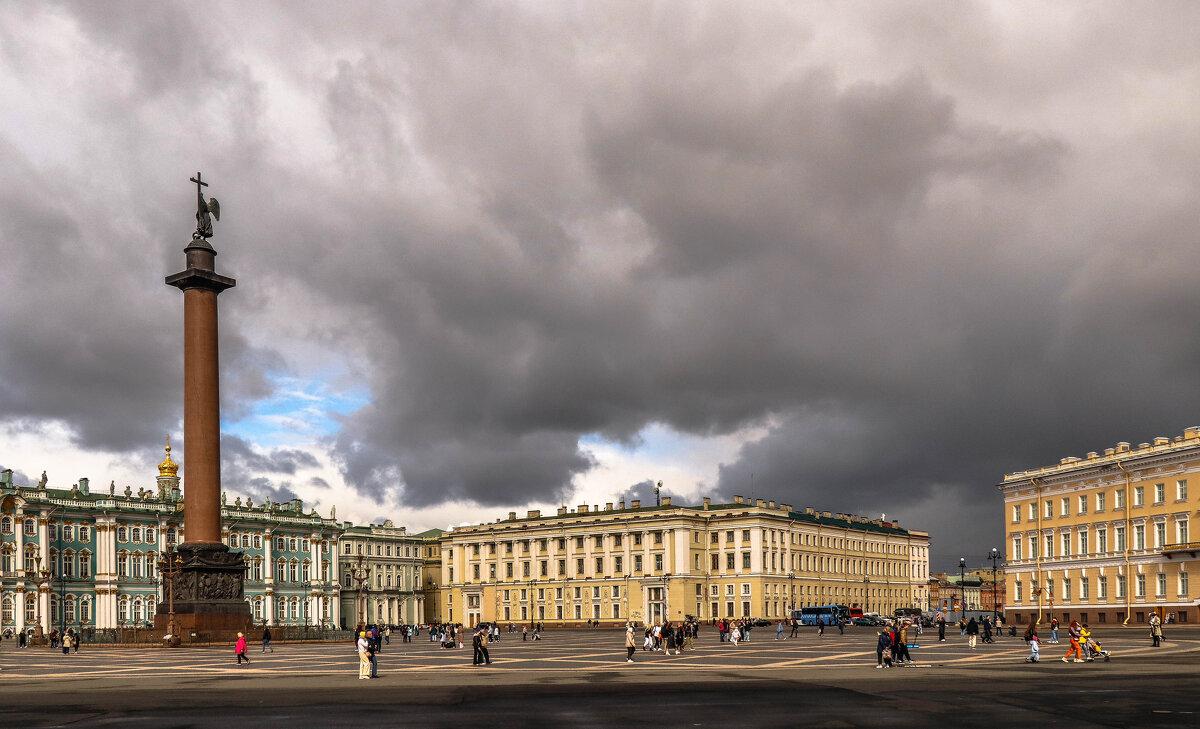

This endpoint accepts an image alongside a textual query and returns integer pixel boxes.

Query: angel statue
[190,172,220,239]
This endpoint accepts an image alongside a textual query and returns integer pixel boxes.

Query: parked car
[851,617,875,627]
[749,618,772,627]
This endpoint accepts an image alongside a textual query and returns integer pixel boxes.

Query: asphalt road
[2,625,1198,728]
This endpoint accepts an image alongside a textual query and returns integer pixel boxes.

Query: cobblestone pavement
[2,626,1198,728]
[0,624,1193,680]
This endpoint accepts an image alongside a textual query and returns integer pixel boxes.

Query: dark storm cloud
[618,480,695,507]
[3,4,1199,570]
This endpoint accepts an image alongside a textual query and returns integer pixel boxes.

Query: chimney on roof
[631,499,640,509]
[661,496,671,506]
[733,495,744,504]
[619,500,626,510]
[822,511,831,518]
[702,497,711,509]
[768,500,775,509]
[578,504,589,514]
[557,506,567,516]
[527,510,540,519]
[508,511,517,521]
[781,504,791,512]
[605,502,612,511]
[756,499,766,507]
[806,507,814,515]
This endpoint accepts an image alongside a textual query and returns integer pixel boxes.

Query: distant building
[433,495,930,626]
[1000,426,1200,626]
[336,520,424,628]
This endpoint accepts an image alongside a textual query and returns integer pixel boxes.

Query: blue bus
[794,605,849,626]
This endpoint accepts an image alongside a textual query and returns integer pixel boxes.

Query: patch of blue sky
[580,423,713,460]
[223,373,370,448]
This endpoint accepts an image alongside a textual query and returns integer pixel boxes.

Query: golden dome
[158,436,179,478]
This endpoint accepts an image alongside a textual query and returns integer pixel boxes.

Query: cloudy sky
[2,1,1198,571]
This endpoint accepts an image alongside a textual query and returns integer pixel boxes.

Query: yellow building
[433,495,930,626]
[1000,426,1200,627]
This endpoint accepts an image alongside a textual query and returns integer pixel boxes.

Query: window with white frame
[1179,519,1190,546]
[1180,571,1189,596]
[1154,483,1165,505]
[1012,505,1020,523]
[1157,573,1166,596]
[1155,522,1166,548]
[1081,576,1090,600]
[1061,533,1071,557]
[1135,574,1145,597]
[1134,486,1145,507]
[1096,492,1106,512]
[1061,498,1069,517]
[1178,480,1188,502]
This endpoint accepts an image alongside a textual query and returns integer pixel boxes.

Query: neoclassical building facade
[1000,426,1200,626]
[0,442,419,634]
[434,495,930,626]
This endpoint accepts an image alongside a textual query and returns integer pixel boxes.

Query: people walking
[235,632,250,665]
[894,621,913,664]
[730,624,741,646]
[776,621,785,640]
[790,617,799,638]
[876,630,893,668]
[966,617,979,648]
[1062,620,1083,662]
[625,625,636,663]
[1150,613,1162,647]
[472,626,491,665]
[357,631,371,678]
[1049,617,1060,644]
[936,611,946,642]
[261,625,273,653]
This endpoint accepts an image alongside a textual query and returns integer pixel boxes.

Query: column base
[155,542,251,644]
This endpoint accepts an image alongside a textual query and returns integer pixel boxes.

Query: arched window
[1,594,13,624]
[1,516,12,534]
[64,594,77,624]
[131,527,142,543]
[276,596,286,622]
[80,596,92,624]
[166,527,177,545]
[289,597,299,620]
[289,559,298,583]
[117,525,127,542]
[1,545,12,573]
[118,595,130,622]
[23,518,36,536]
[133,596,145,622]
[24,545,36,571]
[24,595,36,623]
[78,526,89,542]
[252,596,263,621]
[78,551,92,578]
[63,525,74,542]
[62,550,76,578]
[117,551,129,578]
[147,596,157,617]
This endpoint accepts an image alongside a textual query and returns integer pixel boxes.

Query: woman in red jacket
[235,632,250,665]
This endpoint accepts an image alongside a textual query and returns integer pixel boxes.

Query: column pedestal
[155,542,251,642]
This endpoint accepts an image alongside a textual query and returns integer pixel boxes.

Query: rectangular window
[1155,523,1166,548]
[1116,489,1125,509]
[1063,578,1072,601]
[613,556,622,574]
[1116,526,1126,552]
[1028,503,1037,521]
[1012,537,1022,561]
[1015,581,1022,602]
[1012,505,1020,523]
[1061,498,1069,517]
[1179,520,1190,546]
[1136,574,1146,597]
[1135,525,1145,551]
[1157,573,1166,596]
[1079,531,1089,554]
[1078,495,1087,514]
[1029,536,1038,559]
[1081,577,1090,600]
[1134,486,1144,507]
[742,552,751,569]
[1045,500,1053,519]
[1096,492,1106,512]
[654,554,663,571]
[726,553,735,570]
[1062,533,1071,557]
[1099,576,1108,599]
[742,529,751,542]
[1178,480,1188,502]
[576,558,584,575]
[1044,535,1054,558]
[1181,572,1189,596]
[1155,483,1165,505]
[1098,529,1108,553]
[595,557,604,574]
[633,555,643,572]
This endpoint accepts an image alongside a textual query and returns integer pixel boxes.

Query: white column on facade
[263,529,275,625]
[309,534,321,623]
[14,510,25,633]
[673,529,689,574]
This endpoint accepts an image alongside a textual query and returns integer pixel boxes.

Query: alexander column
[159,172,250,641]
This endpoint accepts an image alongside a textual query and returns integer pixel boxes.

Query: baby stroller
[1083,637,1111,662]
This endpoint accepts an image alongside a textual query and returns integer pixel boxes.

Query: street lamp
[156,543,184,646]
[348,554,370,631]
[863,576,870,614]
[24,554,53,641]
[988,547,1000,626]
[958,557,966,615]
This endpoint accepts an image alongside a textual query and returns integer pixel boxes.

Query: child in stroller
[1082,628,1110,662]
